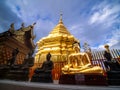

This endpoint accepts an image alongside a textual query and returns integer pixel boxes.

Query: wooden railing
[91,49,120,70]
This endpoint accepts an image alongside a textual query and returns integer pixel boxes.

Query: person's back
[104,50,112,61]
[103,44,119,71]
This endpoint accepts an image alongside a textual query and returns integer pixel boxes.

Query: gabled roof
[0,23,36,49]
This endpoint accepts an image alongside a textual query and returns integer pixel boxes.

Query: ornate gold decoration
[62,41,104,74]
[35,14,79,64]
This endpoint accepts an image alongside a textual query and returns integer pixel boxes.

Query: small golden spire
[59,11,63,24]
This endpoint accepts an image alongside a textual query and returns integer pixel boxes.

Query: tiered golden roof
[35,14,79,63]
[49,14,71,35]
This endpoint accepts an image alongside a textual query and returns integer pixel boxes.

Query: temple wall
[0,37,30,65]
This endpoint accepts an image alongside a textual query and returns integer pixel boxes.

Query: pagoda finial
[59,11,63,24]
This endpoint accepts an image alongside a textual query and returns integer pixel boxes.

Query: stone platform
[59,74,108,85]
[107,71,120,85]
[0,80,120,90]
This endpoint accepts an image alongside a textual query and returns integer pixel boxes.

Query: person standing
[103,44,120,71]
[104,45,112,61]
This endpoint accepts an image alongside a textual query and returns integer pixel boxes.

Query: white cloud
[106,29,120,48]
[85,1,120,49]
[34,19,55,42]
[93,27,120,50]
[70,24,81,31]
[1,0,120,50]
[89,2,120,25]
[90,12,99,24]
[90,8,109,24]
[69,24,83,36]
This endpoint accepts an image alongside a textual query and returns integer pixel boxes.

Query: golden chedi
[62,42,104,74]
[35,14,79,64]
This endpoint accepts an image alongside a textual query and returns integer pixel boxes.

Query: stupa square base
[31,73,53,83]
[59,73,107,85]
[59,74,76,84]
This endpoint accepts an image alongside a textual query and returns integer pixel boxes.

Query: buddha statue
[31,53,54,83]
[62,42,104,74]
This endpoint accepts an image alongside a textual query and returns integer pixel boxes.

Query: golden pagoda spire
[59,12,63,24]
[49,12,71,35]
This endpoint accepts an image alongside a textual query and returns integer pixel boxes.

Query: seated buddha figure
[31,53,54,83]
[62,42,104,74]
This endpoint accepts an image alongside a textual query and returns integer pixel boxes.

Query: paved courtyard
[0,80,120,90]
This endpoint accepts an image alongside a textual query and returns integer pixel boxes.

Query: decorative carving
[8,23,15,33]
[73,41,80,53]
[20,23,25,31]
[62,43,103,74]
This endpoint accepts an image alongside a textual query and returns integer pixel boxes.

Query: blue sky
[0,0,120,50]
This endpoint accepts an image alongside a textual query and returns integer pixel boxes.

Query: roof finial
[59,11,63,24]
[60,11,63,20]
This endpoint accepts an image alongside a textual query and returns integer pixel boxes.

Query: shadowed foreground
[0,80,120,90]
